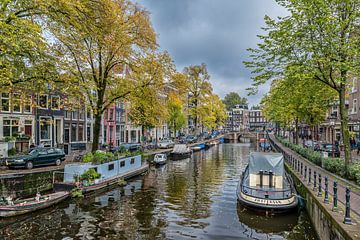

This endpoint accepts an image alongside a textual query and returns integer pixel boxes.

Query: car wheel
[55,159,62,166]
[26,161,33,169]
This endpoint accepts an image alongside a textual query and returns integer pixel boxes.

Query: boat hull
[0,191,70,217]
[154,160,166,165]
[236,184,298,214]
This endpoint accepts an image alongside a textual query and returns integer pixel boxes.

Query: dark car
[112,143,143,153]
[322,144,340,158]
[5,148,66,169]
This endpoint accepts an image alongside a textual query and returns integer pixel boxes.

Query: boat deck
[242,177,293,200]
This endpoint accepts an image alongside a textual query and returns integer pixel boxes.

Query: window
[86,110,92,119]
[1,93,10,112]
[24,120,32,136]
[130,158,135,164]
[109,109,114,121]
[79,110,85,120]
[78,123,84,141]
[12,93,21,113]
[38,95,48,109]
[40,118,51,140]
[71,123,77,142]
[120,161,125,167]
[3,119,19,137]
[24,96,32,113]
[64,123,70,143]
[72,111,78,120]
[51,96,60,110]
[108,163,114,171]
[38,149,47,155]
[87,124,91,142]
[47,148,55,154]
[353,99,358,114]
[64,110,71,119]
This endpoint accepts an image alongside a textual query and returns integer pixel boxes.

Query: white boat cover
[248,152,284,176]
[172,144,191,154]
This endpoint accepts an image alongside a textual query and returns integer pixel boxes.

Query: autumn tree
[199,94,227,131]
[167,93,186,138]
[50,0,165,151]
[245,0,360,174]
[223,92,248,110]
[183,63,212,133]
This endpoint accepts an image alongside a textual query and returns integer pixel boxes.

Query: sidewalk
[270,134,360,219]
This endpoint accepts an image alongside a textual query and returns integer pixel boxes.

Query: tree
[199,94,227,131]
[184,63,212,133]
[245,0,360,175]
[50,0,166,151]
[167,93,186,138]
[222,92,248,110]
[0,0,61,90]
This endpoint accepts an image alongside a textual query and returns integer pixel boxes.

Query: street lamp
[328,116,336,158]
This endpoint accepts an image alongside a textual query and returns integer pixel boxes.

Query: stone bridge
[223,131,265,142]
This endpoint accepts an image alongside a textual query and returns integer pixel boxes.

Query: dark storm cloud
[136,0,287,105]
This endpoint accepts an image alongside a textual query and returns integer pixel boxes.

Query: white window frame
[23,95,32,114]
[12,93,22,113]
[38,95,48,109]
[51,95,61,110]
[1,93,10,113]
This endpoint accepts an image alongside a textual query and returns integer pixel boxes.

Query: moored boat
[191,143,205,152]
[54,155,148,194]
[0,191,70,217]
[170,144,192,160]
[237,152,298,213]
[153,153,167,165]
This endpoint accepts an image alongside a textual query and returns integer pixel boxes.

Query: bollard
[324,176,329,204]
[317,173,322,197]
[313,171,317,191]
[308,168,311,186]
[333,181,338,211]
[304,166,307,180]
[343,187,352,225]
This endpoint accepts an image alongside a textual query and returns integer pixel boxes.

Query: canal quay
[0,142,317,240]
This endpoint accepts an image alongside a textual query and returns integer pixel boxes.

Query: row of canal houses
[0,92,170,157]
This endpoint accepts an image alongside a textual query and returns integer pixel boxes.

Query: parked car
[185,135,197,144]
[304,140,321,151]
[5,148,66,169]
[322,144,340,158]
[112,143,143,153]
[158,140,175,149]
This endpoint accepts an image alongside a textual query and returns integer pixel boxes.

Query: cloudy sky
[136,0,287,106]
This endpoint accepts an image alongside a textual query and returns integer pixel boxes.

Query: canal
[0,143,318,239]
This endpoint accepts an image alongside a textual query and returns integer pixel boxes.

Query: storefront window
[1,93,10,112]
[78,123,84,141]
[40,118,51,140]
[71,123,77,142]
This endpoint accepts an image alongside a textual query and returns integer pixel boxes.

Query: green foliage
[4,136,16,142]
[80,168,101,183]
[7,148,17,156]
[82,152,93,163]
[276,135,360,185]
[71,187,83,198]
[92,151,114,164]
[222,92,248,110]
[118,178,127,187]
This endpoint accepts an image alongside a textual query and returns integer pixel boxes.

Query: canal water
[0,143,318,240]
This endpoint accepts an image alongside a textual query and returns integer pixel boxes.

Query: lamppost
[329,116,336,158]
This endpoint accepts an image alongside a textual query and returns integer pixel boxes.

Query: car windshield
[29,149,37,155]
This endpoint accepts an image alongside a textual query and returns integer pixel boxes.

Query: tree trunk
[295,118,299,145]
[339,86,351,175]
[92,112,102,152]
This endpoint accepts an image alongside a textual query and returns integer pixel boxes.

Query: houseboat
[54,155,148,194]
[237,152,298,213]
[170,144,192,160]
[153,153,167,165]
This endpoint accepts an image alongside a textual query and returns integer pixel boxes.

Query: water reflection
[0,143,317,240]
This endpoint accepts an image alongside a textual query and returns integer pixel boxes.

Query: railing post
[301,162,303,176]
[343,187,352,225]
[333,181,338,211]
[313,171,317,191]
[308,168,311,186]
[317,173,322,197]
[297,160,300,172]
[304,165,307,180]
[324,176,329,204]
